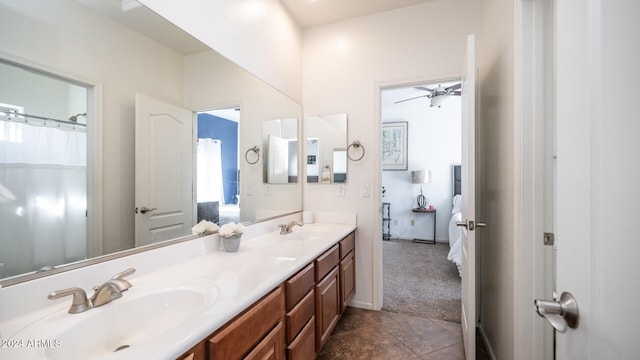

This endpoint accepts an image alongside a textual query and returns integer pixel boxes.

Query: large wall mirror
[0,0,302,285]
[306,114,348,184]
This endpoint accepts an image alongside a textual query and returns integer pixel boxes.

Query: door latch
[544,232,555,246]
[135,206,157,214]
[534,291,579,333]
[456,219,487,231]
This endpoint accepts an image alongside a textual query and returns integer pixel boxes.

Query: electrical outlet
[393,219,398,226]
[338,185,345,197]
[410,219,415,226]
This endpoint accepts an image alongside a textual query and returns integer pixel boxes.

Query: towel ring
[347,140,365,161]
[244,146,260,164]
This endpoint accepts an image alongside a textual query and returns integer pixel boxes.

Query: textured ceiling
[280,0,438,28]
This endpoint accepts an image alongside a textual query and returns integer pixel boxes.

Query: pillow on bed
[452,195,462,214]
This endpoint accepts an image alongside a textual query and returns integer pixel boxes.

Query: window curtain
[0,121,86,278]
[197,139,225,205]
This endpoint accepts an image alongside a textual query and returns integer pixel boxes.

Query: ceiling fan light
[429,95,450,107]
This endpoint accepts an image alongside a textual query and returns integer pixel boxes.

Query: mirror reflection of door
[262,118,298,184]
[267,134,289,183]
[196,107,239,226]
[332,149,347,183]
[306,138,320,183]
[0,60,89,278]
[135,94,193,247]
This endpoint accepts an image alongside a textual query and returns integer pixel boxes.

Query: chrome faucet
[47,268,135,314]
[278,221,303,234]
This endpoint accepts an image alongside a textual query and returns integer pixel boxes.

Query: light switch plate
[361,183,370,197]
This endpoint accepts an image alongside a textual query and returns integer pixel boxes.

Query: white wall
[139,0,303,103]
[303,0,480,309]
[381,91,461,242]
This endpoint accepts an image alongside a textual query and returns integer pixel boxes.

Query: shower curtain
[197,139,225,205]
[0,120,87,278]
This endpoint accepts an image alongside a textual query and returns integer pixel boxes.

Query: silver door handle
[534,291,579,333]
[138,206,157,214]
[456,220,486,231]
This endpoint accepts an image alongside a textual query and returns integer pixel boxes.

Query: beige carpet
[382,239,461,322]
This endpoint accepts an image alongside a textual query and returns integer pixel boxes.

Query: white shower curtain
[197,139,225,205]
[0,121,87,278]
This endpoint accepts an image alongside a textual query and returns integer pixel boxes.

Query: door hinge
[544,232,555,246]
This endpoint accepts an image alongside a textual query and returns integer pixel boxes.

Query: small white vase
[222,234,242,252]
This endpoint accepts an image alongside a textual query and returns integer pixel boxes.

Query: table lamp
[411,169,432,209]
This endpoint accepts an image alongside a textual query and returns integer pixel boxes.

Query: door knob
[138,206,157,214]
[534,291,579,333]
[456,220,486,231]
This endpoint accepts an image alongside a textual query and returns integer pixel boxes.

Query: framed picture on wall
[382,121,408,170]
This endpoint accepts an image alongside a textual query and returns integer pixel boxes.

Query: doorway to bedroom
[380,80,462,323]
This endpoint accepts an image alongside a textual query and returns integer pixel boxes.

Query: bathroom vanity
[0,216,356,360]
[178,231,356,360]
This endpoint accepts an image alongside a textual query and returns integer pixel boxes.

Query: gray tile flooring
[317,307,491,359]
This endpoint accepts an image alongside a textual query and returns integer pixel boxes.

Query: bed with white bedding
[448,194,463,277]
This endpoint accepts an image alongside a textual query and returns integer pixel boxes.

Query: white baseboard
[478,322,498,360]
[347,300,374,310]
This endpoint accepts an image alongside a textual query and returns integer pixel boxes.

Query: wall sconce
[411,170,432,209]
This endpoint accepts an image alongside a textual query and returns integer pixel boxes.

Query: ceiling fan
[394,83,462,107]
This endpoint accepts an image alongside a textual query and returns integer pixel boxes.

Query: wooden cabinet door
[314,266,340,352]
[339,251,355,313]
[244,322,285,360]
[286,317,316,360]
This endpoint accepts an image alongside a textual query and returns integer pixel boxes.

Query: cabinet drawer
[286,317,316,360]
[209,285,284,360]
[244,321,285,360]
[285,262,315,311]
[339,232,355,259]
[315,244,339,282]
[285,289,315,343]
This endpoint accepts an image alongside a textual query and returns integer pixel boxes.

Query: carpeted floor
[382,239,462,323]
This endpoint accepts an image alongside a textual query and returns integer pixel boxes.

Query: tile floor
[317,307,490,360]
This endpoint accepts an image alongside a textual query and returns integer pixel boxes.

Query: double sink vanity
[0,215,356,359]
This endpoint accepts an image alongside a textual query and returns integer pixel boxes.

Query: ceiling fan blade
[394,94,430,104]
[445,83,462,91]
[414,86,436,93]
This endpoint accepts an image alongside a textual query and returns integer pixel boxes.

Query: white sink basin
[287,229,324,241]
[5,278,218,359]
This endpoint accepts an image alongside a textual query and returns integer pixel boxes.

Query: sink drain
[114,344,130,352]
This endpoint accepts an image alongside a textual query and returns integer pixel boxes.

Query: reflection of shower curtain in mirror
[197,139,225,205]
[0,121,86,278]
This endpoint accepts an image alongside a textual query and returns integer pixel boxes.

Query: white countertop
[0,220,356,359]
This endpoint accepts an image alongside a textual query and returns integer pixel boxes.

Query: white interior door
[460,33,477,360]
[267,134,289,183]
[554,0,640,357]
[135,93,194,247]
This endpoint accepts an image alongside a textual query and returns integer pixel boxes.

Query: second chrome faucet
[47,268,135,314]
[278,221,303,234]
